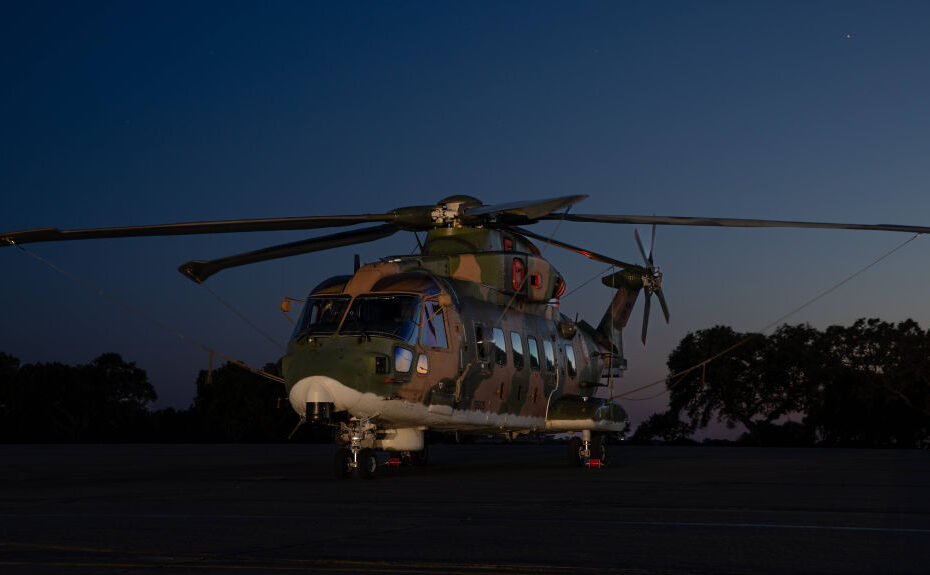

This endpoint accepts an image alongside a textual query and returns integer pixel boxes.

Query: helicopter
[5,194,930,478]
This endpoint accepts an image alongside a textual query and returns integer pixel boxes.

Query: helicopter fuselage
[283,232,631,452]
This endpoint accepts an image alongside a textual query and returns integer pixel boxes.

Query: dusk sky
[3,1,930,429]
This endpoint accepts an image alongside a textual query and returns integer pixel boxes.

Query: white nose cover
[288,375,360,416]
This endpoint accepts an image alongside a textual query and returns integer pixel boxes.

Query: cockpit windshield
[294,296,350,338]
[340,294,421,345]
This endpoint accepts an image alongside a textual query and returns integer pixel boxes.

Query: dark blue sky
[3,1,930,427]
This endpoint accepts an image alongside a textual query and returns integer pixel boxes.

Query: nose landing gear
[332,416,429,479]
[333,415,379,480]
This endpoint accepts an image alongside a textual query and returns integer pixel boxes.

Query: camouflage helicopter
[5,194,930,478]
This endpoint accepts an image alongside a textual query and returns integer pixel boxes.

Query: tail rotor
[634,225,670,344]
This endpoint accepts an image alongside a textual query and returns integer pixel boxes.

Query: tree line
[0,352,321,443]
[633,318,930,447]
[4,317,930,446]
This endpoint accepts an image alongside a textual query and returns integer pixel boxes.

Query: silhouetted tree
[805,319,930,446]
[667,326,774,434]
[0,353,156,442]
[190,360,297,442]
[631,411,695,444]
[0,353,23,438]
[662,319,930,447]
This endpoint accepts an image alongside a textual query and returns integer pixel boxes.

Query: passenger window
[527,337,540,371]
[543,340,555,372]
[565,344,577,377]
[420,301,447,348]
[510,332,524,369]
[492,328,507,366]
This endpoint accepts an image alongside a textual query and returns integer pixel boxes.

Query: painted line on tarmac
[3,513,929,534]
[0,545,649,574]
[570,519,930,534]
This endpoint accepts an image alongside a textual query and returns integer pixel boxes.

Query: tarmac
[1,442,928,574]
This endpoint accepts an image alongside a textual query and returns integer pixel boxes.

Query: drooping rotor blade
[462,195,588,225]
[178,224,399,283]
[540,213,930,235]
[1,214,412,246]
[508,226,646,271]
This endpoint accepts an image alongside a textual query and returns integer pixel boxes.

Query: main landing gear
[568,430,608,468]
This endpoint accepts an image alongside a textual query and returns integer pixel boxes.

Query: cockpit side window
[475,324,488,361]
[420,301,447,348]
[293,296,350,338]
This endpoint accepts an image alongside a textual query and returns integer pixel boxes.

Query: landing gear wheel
[333,448,351,480]
[358,448,377,479]
[409,446,429,466]
[590,434,608,464]
[568,437,583,467]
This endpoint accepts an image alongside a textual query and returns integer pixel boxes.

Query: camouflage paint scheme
[284,226,645,450]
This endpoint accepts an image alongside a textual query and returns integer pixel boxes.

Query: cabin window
[420,301,447,348]
[565,344,577,377]
[341,295,420,344]
[527,336,540,371]
[510,332,524,370]
[394,347,413,373]
[491,327,507,366]
[416,354,429,374]
[295,296,350,337]
[475,324,487,361]
[543,340,555,372]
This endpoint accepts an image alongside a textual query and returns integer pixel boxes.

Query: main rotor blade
[1,214,408,246]
[463,195,588,224]
[178,224,399,283]
[508,226,646,271]
[540,213,930,235]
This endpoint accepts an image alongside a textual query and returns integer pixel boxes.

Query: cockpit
[292,273,449,349]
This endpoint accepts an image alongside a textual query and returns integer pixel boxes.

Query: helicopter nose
[289,375,359,421]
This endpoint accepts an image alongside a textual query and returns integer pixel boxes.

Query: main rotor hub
[430,196,482,227]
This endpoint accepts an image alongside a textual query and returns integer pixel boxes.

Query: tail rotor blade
[649,223,656,264]
[634,229,649,266]
[636,224,668,344]
[641,291,652,345]
[656,288,670,324]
